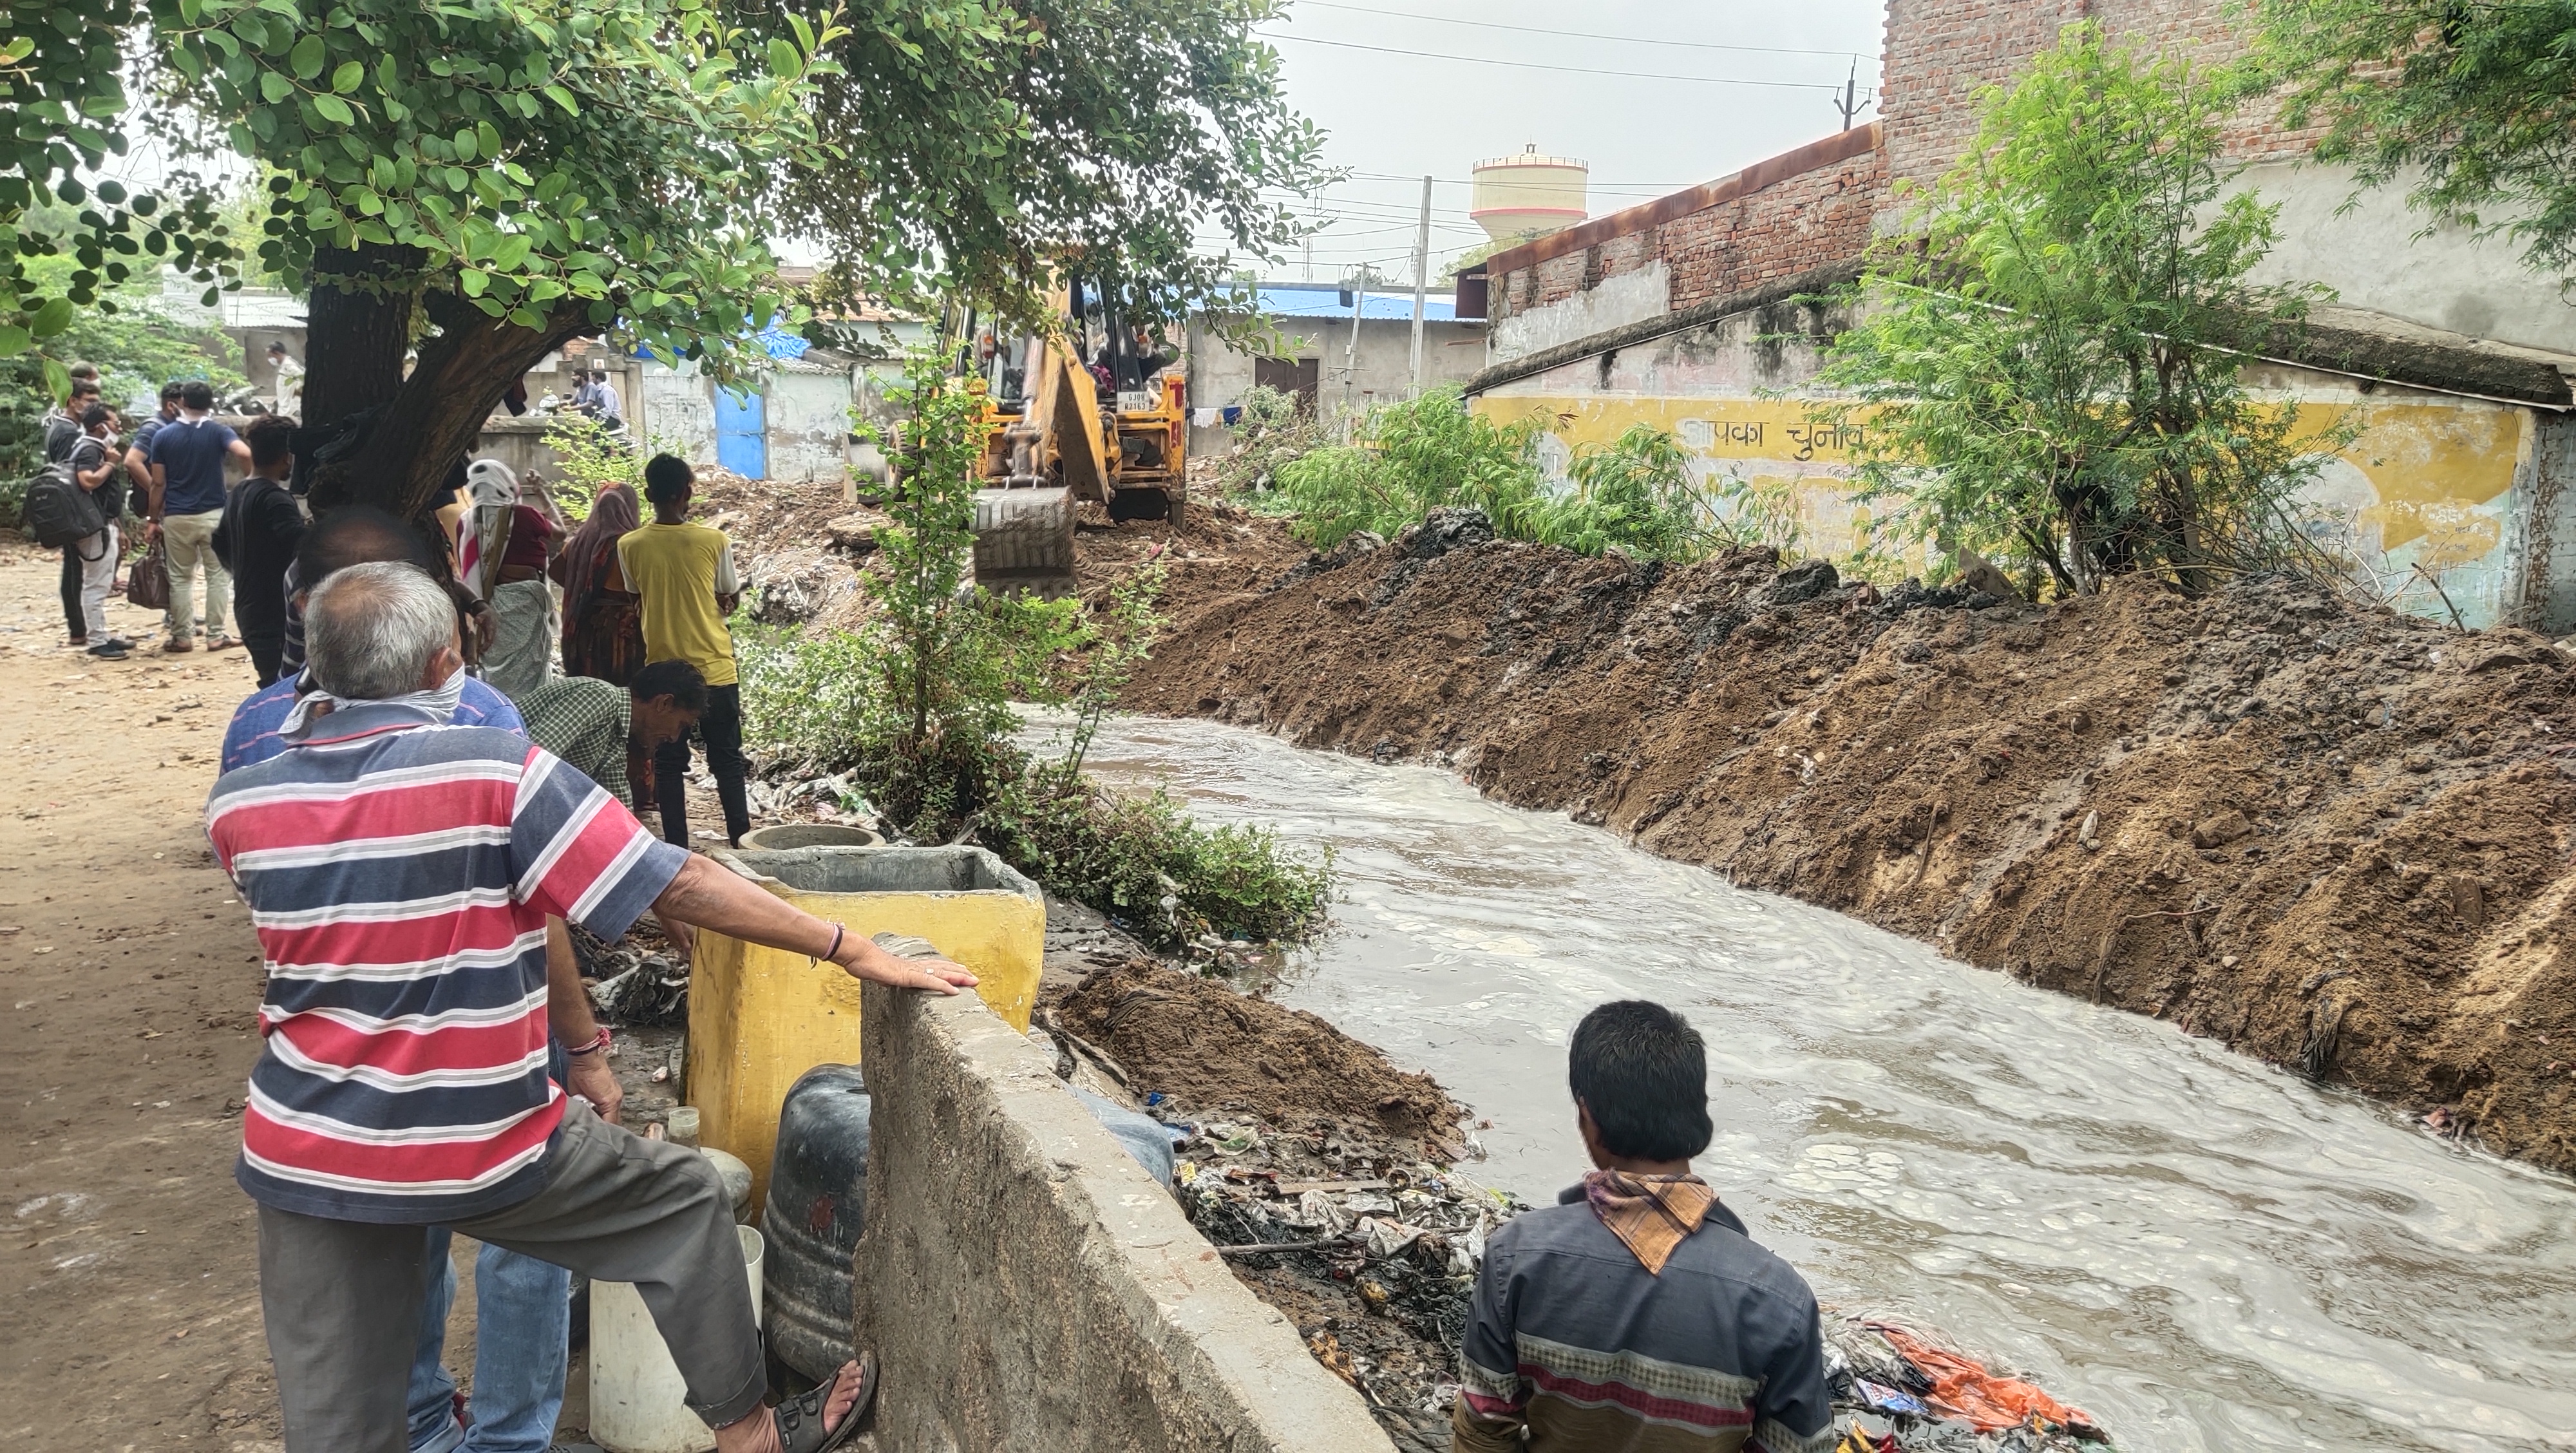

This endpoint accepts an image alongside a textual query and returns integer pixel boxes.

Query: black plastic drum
[757,1063,871,1382]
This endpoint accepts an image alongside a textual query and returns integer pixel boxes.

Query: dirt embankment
[1124,513,2576,1174]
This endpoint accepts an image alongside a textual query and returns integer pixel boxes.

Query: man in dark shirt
[145,379,251,654]
[1455,1002,1835,1453]
[42,377,103,464]
[214,416,307,687]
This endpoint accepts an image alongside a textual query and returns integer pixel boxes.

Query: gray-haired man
[208,562,966,1453]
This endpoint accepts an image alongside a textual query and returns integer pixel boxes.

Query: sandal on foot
[775,1351,876,1453]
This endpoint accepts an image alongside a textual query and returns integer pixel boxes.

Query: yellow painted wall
[687,873,1045,1215]
[1478,393,2533,614]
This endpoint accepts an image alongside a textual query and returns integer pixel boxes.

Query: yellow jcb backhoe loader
[958,286,1186,596]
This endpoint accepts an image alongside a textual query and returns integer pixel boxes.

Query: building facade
[1185,283,1489,459]
[1466,1,2576,631]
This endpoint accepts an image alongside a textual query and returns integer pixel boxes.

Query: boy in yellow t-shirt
[618,455,750,846]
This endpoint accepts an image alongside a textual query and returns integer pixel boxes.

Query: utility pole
[1833,59,1866,131]
[1408,174,1432,395]
[1341,272,1367,441]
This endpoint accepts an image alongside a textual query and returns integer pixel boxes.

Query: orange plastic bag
[1866,1323,2098,1435]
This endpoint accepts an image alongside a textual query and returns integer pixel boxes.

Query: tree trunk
[299,245,421,431]
[308,289,591,520]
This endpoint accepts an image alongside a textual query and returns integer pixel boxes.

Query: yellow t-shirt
[618,521,741,687]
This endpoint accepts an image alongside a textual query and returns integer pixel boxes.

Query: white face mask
[280,663,466,738]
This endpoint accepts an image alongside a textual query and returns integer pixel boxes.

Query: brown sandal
[773,1350,876,1453]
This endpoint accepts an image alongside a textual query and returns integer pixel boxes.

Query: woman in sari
[551,482,646,685]
[456,457,558,698]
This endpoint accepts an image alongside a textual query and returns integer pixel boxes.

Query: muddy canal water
[1067,716,2576,1453]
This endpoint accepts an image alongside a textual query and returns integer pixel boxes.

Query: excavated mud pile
[1124,513,2576,1173]
[1053,961,1461,1144]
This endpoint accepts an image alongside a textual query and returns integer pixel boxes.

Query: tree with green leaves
[77,0,1315,525]
[849,343,1082,834]
[1819,25,2345,598]
[2257,0,2576,280]
[3,0,234,400]
[145,0,843,517]
[784,0,1325,326]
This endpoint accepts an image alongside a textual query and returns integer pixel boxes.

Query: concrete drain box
[687,844,1045,1213]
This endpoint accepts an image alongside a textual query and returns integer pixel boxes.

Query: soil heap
[1122,515,2576,1175]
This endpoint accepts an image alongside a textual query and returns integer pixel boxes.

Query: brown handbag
[128,533,171,612]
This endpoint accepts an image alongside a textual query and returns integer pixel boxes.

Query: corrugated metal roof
[1258,285,1460,321]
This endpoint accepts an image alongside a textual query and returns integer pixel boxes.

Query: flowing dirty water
[1064,715,2576,1453]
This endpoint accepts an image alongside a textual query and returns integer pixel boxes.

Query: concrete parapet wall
[853,982,1397,1453]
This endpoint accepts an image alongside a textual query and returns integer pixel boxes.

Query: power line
[1290,0,1873,62]
[1259,32,1851,92]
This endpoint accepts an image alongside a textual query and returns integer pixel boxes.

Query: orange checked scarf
[1582,1170,1718,1275]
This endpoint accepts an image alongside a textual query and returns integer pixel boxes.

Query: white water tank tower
[1470,145,1589,243]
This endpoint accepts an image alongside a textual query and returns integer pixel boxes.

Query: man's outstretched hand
[831,937,978,994]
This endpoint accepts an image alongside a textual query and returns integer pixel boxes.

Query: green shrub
[1268,386,1549,548]
[736,622,887,772]
[1262,390,1786,564]
[994,777,1332,950]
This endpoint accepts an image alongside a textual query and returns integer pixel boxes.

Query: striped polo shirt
[207,700,688,1222]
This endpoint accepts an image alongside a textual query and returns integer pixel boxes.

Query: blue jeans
[407,1233,572,1453]
[410,1041,576,1453]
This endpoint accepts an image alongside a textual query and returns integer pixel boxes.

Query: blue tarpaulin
[1256,285,1459,321]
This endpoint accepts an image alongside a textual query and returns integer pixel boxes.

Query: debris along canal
[1065,713,2576,1453]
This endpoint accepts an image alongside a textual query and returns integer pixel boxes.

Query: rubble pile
[1162,1110,1509,1452]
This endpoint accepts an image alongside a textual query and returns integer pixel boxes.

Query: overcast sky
[99,0,1889,289]
[1228,0,1888,283]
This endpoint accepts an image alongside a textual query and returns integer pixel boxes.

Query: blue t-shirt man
[221,671,526,772]
[148,412,243,517]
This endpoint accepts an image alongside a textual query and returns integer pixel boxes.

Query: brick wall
[1880,0,2324,192]
[1489,126,1886,326]
[1660,149,1885,310]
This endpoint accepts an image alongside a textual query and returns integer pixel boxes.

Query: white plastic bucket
[589,1224,766,1453]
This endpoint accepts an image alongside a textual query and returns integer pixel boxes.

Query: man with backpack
[57,403,133,660]
[43,374,104,464]
[145,379,251,655]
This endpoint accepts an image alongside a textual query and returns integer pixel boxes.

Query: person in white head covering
[455,457,561,698]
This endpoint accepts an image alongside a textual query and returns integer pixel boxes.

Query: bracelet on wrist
[565,1025,612,1056]
[821,923,847,964]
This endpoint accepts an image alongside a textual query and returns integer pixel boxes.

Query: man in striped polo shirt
[209,560,974,1453]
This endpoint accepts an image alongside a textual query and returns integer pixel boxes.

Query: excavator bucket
[971,486,1077,598]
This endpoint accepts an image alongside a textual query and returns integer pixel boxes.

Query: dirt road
[0,543,286,1449]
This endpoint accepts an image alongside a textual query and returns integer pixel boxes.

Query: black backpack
[21,462,106,549]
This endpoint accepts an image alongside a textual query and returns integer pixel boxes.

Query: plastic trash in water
[1853,1379,1929,1417]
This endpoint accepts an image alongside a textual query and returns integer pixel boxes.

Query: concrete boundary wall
[853,983,1398,1453]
